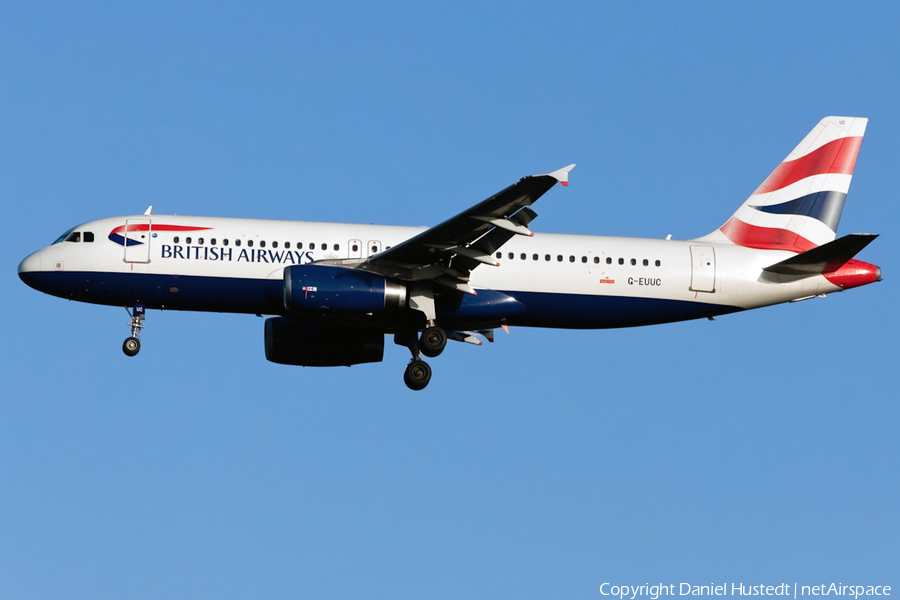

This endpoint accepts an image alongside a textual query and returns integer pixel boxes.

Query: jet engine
[283,265,407,314]
[264,317,384,367]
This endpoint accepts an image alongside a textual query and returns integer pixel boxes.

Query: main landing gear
[404,358,432,391]
[123,305,145,357]
[400,324,448,391]
[419,326,447,358]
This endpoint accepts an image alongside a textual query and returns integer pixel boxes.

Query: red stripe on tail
[753,136,862,195]
[719,217,819,253]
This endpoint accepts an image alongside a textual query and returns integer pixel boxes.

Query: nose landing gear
[123,305,145,357]
[123,336,141,357]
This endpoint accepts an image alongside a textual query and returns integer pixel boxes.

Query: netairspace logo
[599,584,891,600]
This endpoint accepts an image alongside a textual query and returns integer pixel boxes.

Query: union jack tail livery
[701,116,867,253]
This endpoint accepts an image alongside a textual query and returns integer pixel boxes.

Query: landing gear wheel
[419,326,447,358]
[404,360,432,391]
[123,337,141,357]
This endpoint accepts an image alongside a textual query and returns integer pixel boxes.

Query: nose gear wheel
[123,305,145,357]
[123,337,141,356]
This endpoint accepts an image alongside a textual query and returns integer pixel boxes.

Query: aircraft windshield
[52,227,77,245]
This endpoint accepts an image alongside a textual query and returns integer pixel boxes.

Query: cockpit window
[52,227,77,245]
[83,232,94,242]
[64,231,82,243]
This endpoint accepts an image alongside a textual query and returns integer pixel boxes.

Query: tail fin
[698,116,867,253]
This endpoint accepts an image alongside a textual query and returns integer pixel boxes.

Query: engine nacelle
[264,317,384,366]
[283,265,407,314]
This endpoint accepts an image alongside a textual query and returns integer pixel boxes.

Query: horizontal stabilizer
[763,233,878,276]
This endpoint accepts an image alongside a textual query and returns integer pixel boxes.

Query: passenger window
[496,252,502,259]
[643,259,649,266]
[557,255,563,262]
[630,258,636,265]
[354,244,359,252]
[186,237,192,244]
[83,232,94,242]
[606,257,612,264]
[618,258,624,265]
[519,253,525,260]
[223,239,228,246]
[533,254,538,261]
[309,243,315,250]
[210,238,216,245]
[335,244,340,251]
[260,241,266,248]
[581,256,587,263]
[593,257,599,264]
[198,238,204,245]
[508,252,514,260]
[248,240,254,247]
[285,242,290,249]
[545,254,551,261]
[321,243,327,251]
[569,256,575,263]
[65,232,81,243]
[174,236,180,244]
[235,240,241,247]
[370,245,377,253]
[655,260,661,267]
[272,241,278,248]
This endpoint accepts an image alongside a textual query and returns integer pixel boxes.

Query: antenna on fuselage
[143,206,153,215]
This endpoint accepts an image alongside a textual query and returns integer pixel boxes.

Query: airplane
[18,116,881,390]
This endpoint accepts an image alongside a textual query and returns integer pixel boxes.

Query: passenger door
[124,219,151,263]
[689,245,716,293]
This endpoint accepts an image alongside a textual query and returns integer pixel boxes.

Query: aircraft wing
[357,165,575,294]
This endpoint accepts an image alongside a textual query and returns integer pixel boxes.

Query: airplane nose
[18,251,42,285]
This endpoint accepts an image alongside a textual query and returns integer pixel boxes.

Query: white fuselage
[19,214,843,330]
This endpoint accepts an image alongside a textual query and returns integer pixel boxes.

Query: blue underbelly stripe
[19,271,741,329]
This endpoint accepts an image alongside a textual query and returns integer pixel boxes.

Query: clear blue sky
[2,2,897,598]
